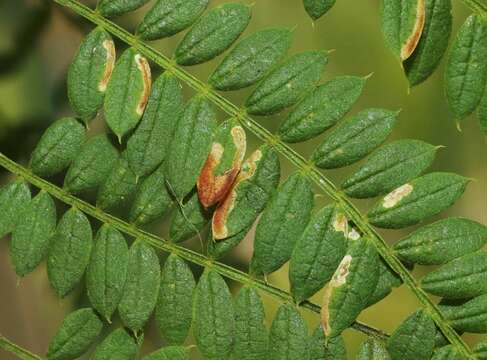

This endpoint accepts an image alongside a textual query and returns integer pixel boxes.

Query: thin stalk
[0,153,388,341]
[43,1,483,357]
[0,334,43,360]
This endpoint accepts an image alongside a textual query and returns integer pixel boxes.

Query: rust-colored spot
[321,255,353,337]
[383,183,413,208]
[212,148,261,241]
[98,40,115,92]
[135,54,151,116]
[197,126,246,208]
[400,0,426,60]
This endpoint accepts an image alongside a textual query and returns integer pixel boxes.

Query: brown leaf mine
[198,126,246,208]
[135,54,152,116]
[400,0,426,60]
[98,40,116,92]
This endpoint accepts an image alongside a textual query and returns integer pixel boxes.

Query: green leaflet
[138,0,209,40]
[126,73,184,178]
[404,0,452,86]
[342,140,437,199]
[86,225,129,321]
[431,345,461,360]
[212,145,280,240]
[209,28,293,91]
[321,238,379,338]
[104,48,151,139]
[156,254,195,345]
[97,155,137,211]
[165,96,217,200]
[119,241,161,333]
[386,310,435,360]
[421,251,487,299]
[129,163,173,226]
[479,87,487,136]
[170,191,211,243]
[356,338,390,360]
[252,172,314,275]
[143,346,189,360]
[193,270,235,360]
[246,51,328,115]
[394,217,487,265]
[30,117,86,177]
[311,109,398,169]
[303,0,336,20]
[440,294,487,333]
[381,0,426,60]
[47,208,92,297]
[234,286,268,360]
[197,119,246,208]
[289,205,347,303]
[92,328,138,360]
[67,28,115,122]
[474,341,487,359]
[46,308,103,360]
[445,15,487,120]
[268,304,308,360]
[64,134,119,194]
[175,3,251,66]
[309,325,347,360]
[278,76,366,143]
[0,180,30,239]
[208,225,249,259]
[366,258,402,307]
[10,191,56,277]
[368,172,469,229]
[98,0,150,18]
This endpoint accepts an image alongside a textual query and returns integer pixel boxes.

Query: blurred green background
[1,0,487,359]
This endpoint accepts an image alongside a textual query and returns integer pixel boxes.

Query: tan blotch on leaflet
[197,125,246,209]
[134,54,152,116]
[400,0,426,60]
[98,40,116,92]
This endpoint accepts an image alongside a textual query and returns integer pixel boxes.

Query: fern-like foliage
[1,0,487,359]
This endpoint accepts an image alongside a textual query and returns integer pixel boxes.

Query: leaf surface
[303,0,336,20]
[0,181,31,239]
[98,0,150,17]
[309,325,346,360]
[92,328,138,360]
[357,338,390,360]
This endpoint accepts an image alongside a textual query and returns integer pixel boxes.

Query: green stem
[43,0,482,357]
[0,334,43,360]
[0,152,388,341]
[459,0,487,19]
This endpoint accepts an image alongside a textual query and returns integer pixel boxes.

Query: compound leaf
[394,217,487,265]
[67,28,115,122]
[404,0,452,86]
[137,0,209,40]
[46,308,103,360]
[175,3,251,66]
[30,117,86,177]
[368,172,469,229]
[11,191,56,277]
[289,205,347,303]
[268,304,308,360]
[119,241,161,333]
[64,134,119,194]
[212,145,280,240]
[279,76,366,143]
[386,310,435,360]
[0,180,30,239]
[92,328,138,360]
[209,28,293,91]
[86,225,129,321]
[193,270,234,360]
[165,96,217,200]
[252,172,314,275]
[234,286,268,360]
[47,208,92,297]
[445,14,487,120]
[312,109,398,169]
[104,48,151,139]
[126,73,184,178]
[156,254,195,345]
[246,51,328,116]
[342,139,437,199]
